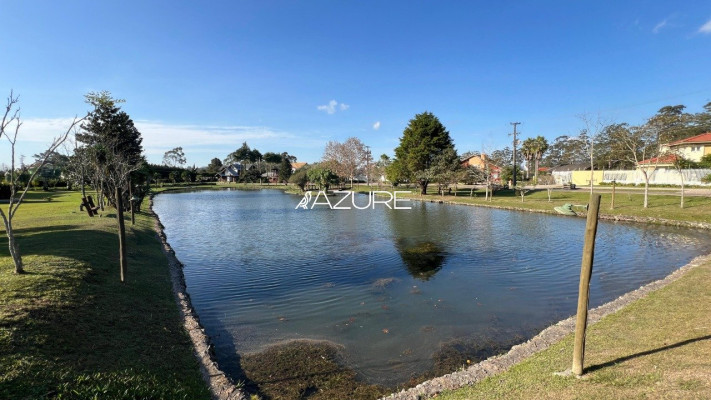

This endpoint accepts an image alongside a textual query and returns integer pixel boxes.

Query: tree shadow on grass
[585,334,711,374]
[0,224,210,399]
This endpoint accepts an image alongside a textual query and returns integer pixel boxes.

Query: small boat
[554,203,577,216]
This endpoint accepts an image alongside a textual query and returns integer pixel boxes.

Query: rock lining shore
[150,192,711,400]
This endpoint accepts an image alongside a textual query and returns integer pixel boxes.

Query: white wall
[552,169,711,186]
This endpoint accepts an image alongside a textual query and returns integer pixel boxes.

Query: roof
[460,154,500,170]
[668,132,711,146]
[291,162,308,170]
[218,164,242,176]
[637,154,679,165]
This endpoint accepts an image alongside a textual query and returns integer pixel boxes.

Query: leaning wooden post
[572,193,602,376]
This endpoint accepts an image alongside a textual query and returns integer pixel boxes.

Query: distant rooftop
[668,132,711,146]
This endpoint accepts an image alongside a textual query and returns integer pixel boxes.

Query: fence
[552,169,711,186]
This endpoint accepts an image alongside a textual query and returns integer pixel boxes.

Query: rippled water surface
[153,189,711,386]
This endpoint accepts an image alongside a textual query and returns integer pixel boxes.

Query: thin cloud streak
[652,19,667,34]
[10,117,326,166]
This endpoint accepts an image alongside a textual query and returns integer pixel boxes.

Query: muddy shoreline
[150,191,711,400]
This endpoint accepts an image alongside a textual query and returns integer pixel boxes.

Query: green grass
[353,185,711,224]
[2,186,709,399]
[437,259,711,399]
[0,190,210,399]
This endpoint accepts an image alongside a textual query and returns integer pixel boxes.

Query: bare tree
[578,113,608,195]
[669,151,690,209]
[322,137,367,188]
[609,123,659,208]
[0,91,83,273]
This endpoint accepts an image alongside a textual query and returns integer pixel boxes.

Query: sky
[1,1,711,168]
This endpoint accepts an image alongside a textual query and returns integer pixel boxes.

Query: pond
[153,189,711,388]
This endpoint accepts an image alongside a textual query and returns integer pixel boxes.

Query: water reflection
[386,202,460,280]
[152,189,711,389]
[395,238,445,280]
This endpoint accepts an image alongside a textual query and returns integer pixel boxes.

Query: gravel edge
[149,191,710,400]
[149,194,248,400]
[380,252,711,400]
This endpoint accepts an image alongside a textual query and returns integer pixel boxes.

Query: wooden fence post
[572,194,602,376]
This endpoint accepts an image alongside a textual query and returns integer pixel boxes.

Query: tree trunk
[419,181,428,195]
[643,179,649,208]
[1,213,24,274]
[129,184,135,225]
[116,187,128,282]
[680,174,685,209]
[80,169,86,198]
[589,169,594,195]
[534,158,540,183]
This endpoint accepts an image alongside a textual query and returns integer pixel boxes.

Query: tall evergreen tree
[77,91,144,282]
[393,111,457,194]
[278,152,293,183]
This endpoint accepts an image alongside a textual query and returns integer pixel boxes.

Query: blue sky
[2,1,711,167]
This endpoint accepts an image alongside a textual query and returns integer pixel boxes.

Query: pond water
[153,189,711,387]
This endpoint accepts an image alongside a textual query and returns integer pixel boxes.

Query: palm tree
[520,138,536,180]
[532,136,549,183]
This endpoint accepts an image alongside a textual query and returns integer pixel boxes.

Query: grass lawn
[2,185,709,399]
[437,256,711,399]
[346,184,711,399]
[0,190,210,399]
[353,185,711,225]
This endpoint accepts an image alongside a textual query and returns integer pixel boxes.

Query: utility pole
[510,122,521,188]
[365,145,371,186]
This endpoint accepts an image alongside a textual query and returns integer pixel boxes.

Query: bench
[80,196,100,217]
[562,183,577,190]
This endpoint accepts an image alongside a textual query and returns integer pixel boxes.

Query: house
[635,132,711,169]
[291,162,308,173]
[636,154,679,169]
[659,132,711,163]
[460,154,501,182]
[262,167,279,183]
[217,164,242,182]
[217,162,257,182]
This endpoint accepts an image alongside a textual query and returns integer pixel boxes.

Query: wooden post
[572,193,601,376]
[610,180,615,210]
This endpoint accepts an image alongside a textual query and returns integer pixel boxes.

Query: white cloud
[699,18,711,34]
[373,121,381,130]
[13,117,81,143]
[136,120,288,148]
[6,117,317,166]
[653,19,668,33]
[317,99,349,114]
[317,100,338,114]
